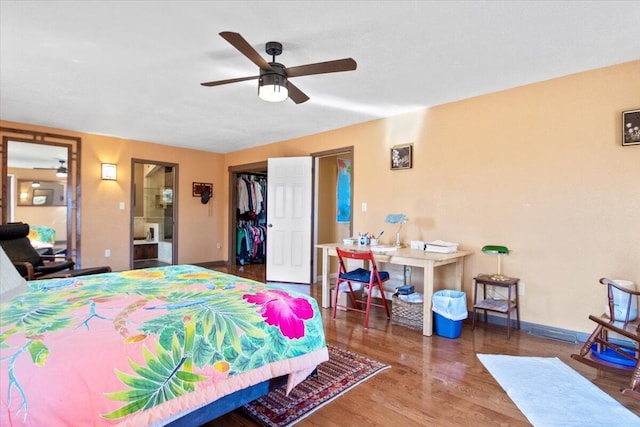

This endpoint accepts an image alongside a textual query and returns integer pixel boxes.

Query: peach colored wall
[224,60,640,333]
[2,61,637,333]
[1,121,227,271]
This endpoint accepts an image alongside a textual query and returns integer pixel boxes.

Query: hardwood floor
[205,263,640,426]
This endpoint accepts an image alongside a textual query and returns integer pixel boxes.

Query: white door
[266,156,312,283]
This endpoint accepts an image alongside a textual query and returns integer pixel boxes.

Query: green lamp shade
[482,245,509,255]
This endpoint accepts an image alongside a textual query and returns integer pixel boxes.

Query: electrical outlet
[216,242,221,249]
[519,282,525,295]
[104,249,111,257]
[361,202,367,212]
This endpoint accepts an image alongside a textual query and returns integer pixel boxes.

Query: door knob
[267,223,273,228]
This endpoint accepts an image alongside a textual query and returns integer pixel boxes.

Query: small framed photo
[623,109,640,146]
[192,182,213,197]
[32,195,47,205]
[391,144,413,170]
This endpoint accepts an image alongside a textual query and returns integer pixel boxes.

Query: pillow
[27,225,56,247]
[0,245,28,298]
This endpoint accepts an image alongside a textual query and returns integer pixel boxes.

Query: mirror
[17,180,66,206]
[2,133,77,262]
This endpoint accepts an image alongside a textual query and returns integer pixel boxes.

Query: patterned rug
[241,345,390,427]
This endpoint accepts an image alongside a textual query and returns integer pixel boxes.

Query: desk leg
[454,259,463,290]
[422,260,435,336]
[321,247,330,308]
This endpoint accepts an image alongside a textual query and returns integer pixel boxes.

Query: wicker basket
[391,295,423,330]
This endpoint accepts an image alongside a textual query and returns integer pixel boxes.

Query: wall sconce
[101,163,117,180]
[31,181,41,188]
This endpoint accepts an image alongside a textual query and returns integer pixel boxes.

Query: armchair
[0,222,111,280]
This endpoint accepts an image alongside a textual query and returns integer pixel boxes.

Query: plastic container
[434,312,463,339]
[432,290,468,321]
[432,290,467,339]
[611,280,637,321]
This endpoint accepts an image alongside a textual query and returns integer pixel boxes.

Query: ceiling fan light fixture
[56,160,68,178]
[258,66,288,103]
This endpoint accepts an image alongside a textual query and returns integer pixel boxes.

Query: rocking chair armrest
[40,254,75,269]
[588,314,640,340]
[12,261,36,280]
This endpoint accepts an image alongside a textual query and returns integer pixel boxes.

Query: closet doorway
[229,162,268,269]
[131,159,177,269]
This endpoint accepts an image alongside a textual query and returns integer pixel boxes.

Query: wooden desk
[316,243,472,336]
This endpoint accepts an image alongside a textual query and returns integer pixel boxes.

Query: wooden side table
[472,274,520,339]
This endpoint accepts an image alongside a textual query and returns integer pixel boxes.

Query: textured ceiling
[1,1,639,154]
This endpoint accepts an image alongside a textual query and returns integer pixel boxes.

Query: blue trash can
[432,290,468,339]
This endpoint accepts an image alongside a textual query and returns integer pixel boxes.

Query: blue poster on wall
[336,158,351,223]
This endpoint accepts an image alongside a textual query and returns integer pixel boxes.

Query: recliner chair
[0,222,111,280]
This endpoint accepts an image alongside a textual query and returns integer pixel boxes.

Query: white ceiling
[1,1,639,154]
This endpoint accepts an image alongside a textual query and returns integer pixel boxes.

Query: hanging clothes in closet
[236,174,267,265]
[236,221,267,265]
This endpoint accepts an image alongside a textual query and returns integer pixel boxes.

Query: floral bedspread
[0,265,327,426]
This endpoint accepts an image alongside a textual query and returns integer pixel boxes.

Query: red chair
[333,247,391,328]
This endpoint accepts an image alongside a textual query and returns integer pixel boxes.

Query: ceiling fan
[201,31,357,104]
[34,160,68,177]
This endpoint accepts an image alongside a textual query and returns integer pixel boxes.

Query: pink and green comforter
[0,265,328,426]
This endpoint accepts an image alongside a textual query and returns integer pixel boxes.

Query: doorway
[228,161,268,269]
[312,148,354,283]
[131,160,177,269]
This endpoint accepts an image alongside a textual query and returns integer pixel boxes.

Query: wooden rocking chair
[571,278,640,400]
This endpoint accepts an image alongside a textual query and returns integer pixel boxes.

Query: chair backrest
[601,277,640,324]
[0,222,43,268]
[336,247,382,277]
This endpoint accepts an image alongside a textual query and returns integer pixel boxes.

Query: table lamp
[385,214,407,247]
[482,245,510,281]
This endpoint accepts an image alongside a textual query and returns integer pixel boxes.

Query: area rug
[241,345,390,427]
[477,354,639,426]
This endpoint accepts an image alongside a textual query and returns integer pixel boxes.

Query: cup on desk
[369,238,379,246]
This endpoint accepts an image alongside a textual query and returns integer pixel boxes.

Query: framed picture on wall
[391,144,413,170]
[623,109,640,146]
[32,195,47,205]
[192,182,213,197]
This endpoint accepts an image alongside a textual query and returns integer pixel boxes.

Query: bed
[0,264,328,426]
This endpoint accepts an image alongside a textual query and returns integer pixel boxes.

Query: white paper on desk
[426,240,458,247]
[425,246,456,253]
[370,245,397,252]
[425,240,458,253]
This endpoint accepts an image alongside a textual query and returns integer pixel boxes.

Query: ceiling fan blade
[285,58,357,78]
[287,82,310,104]
[201,75,259,87]
[219,31,273,70]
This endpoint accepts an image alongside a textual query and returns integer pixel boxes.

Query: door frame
[227,161,268,266]
[311,146,354,284]
[130,158,179,268]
